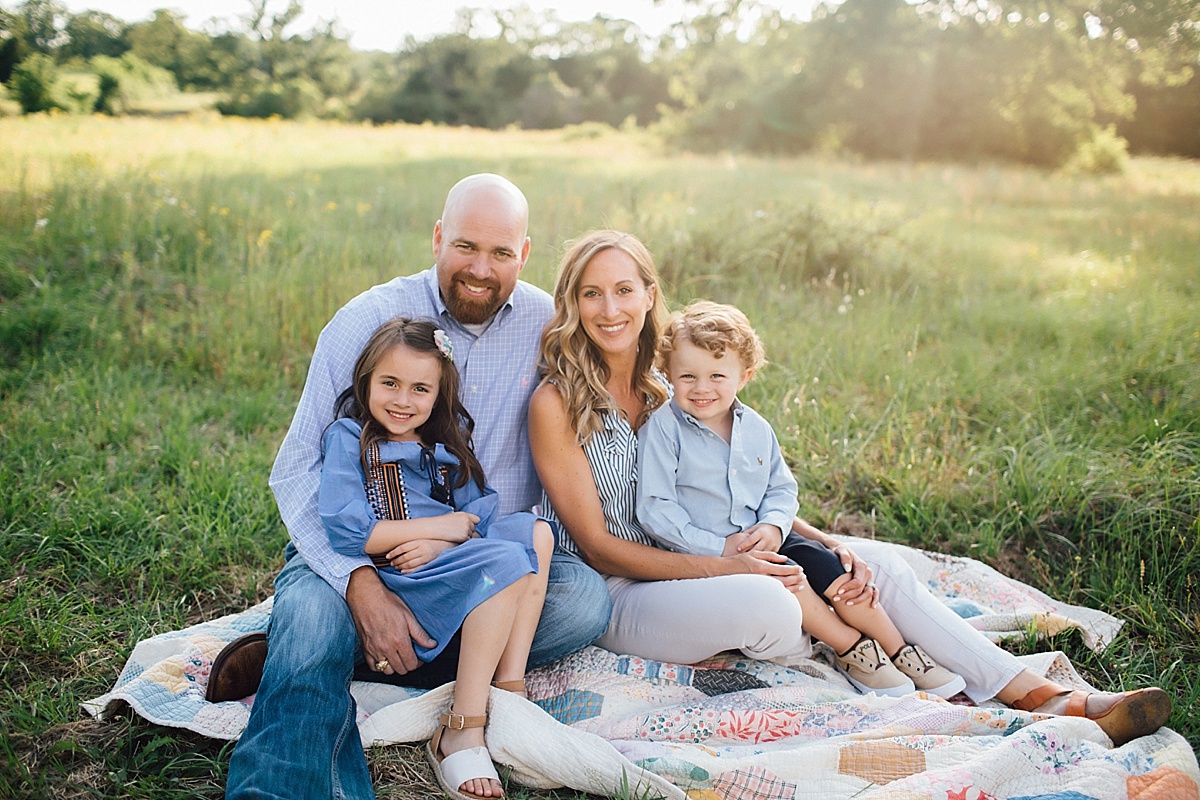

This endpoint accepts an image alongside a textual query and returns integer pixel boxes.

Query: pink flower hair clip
[433,329,454,362]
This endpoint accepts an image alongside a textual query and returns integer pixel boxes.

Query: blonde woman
[528,229,1170,747]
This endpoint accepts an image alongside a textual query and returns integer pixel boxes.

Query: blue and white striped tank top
[539,409,657,556]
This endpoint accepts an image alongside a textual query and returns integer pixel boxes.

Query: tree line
[2,0,1197,168]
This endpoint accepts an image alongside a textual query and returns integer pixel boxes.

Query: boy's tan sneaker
[892,643,967,699]
[834,637,915,698]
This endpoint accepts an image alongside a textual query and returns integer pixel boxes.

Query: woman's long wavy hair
[537,230,669,444]
[333,317,485,491]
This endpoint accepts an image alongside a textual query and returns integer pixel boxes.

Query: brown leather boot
[205,632,268,703]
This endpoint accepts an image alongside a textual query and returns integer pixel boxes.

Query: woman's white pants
[598,538,1023,703]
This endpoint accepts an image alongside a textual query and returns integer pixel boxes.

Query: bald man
[226,174,612,800]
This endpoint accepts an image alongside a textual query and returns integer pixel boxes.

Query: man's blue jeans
[225,545,611,800]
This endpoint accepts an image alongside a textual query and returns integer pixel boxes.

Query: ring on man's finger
[867,583,877,590]
[375,659,390,671]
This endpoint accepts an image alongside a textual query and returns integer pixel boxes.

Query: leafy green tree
[796,0,936,158]
[353,33,535,126]
[1081,0,1198,73]
[297,21,360,106]
[0,7,32,82]
[9,50,59,111]
[912,0,1139,165]
[216,1,357,118]
[60,10,127,62]
[993,16,1134,165]
[165,29,248,91]
[655,5,812,152]
[90,52,173,113]
[1093,0,1200,156]
[659,0,1145,165]
[239,0,302,81]
[10,0,66,53]
[353,8,672,130]
[1120,72,1200,155]
[514,71,579,128]
[550,16,672,126]
[125,9,213,88]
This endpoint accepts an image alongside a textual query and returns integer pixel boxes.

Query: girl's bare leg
[494,522,555,690]
[439,579,523,799]
[824,572,906,656]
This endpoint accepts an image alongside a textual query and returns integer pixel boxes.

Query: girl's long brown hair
[333,317,485,491]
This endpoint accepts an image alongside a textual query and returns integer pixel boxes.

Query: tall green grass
[1,115,1197,798]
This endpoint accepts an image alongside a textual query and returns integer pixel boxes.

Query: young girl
[319,316,553,800]
[637,301,966,698]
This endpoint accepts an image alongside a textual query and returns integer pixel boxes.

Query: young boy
[636,301,965,698]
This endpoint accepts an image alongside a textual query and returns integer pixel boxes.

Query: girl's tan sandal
[490,679,526,694]
[426,710,502,800]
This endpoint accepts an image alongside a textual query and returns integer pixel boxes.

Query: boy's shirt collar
[670,396,744,433]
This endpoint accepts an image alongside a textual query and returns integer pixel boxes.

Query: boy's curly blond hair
[658,300,766,378]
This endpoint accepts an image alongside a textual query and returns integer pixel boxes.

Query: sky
[57,1,811,52]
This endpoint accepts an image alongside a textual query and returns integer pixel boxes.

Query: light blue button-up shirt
[269,267,552,595]
[636,398,799,556]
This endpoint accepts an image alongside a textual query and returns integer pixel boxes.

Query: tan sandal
[1013,684,1171,747]
[426,710,503,800]
[490,679,526,695]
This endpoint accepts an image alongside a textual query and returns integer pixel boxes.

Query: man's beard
[444,278,503,325]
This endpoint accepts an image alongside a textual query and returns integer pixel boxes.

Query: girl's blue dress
[319,418,539,661]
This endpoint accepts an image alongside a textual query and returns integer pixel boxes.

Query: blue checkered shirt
[269,267,553,595]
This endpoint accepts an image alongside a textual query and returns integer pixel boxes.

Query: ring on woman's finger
[868,583,878,590]
[375,658,390,672]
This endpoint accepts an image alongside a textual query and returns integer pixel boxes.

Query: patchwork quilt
[83,539,1200,799]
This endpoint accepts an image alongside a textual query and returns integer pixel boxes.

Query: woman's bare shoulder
[530,380,565,414]
[529,381,581,460]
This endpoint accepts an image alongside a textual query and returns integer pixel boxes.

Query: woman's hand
[829,544,878,607]
[727,548,806,592]
[386,538,454,573]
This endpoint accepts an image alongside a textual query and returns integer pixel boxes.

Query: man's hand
[386,539,454,573]
[345,567,436,675]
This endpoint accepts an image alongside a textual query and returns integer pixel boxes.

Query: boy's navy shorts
[778,532,847,600]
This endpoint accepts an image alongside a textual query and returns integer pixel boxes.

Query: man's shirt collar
[424,267,516,330]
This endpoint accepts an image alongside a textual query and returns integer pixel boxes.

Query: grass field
[1,114,1197,798]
